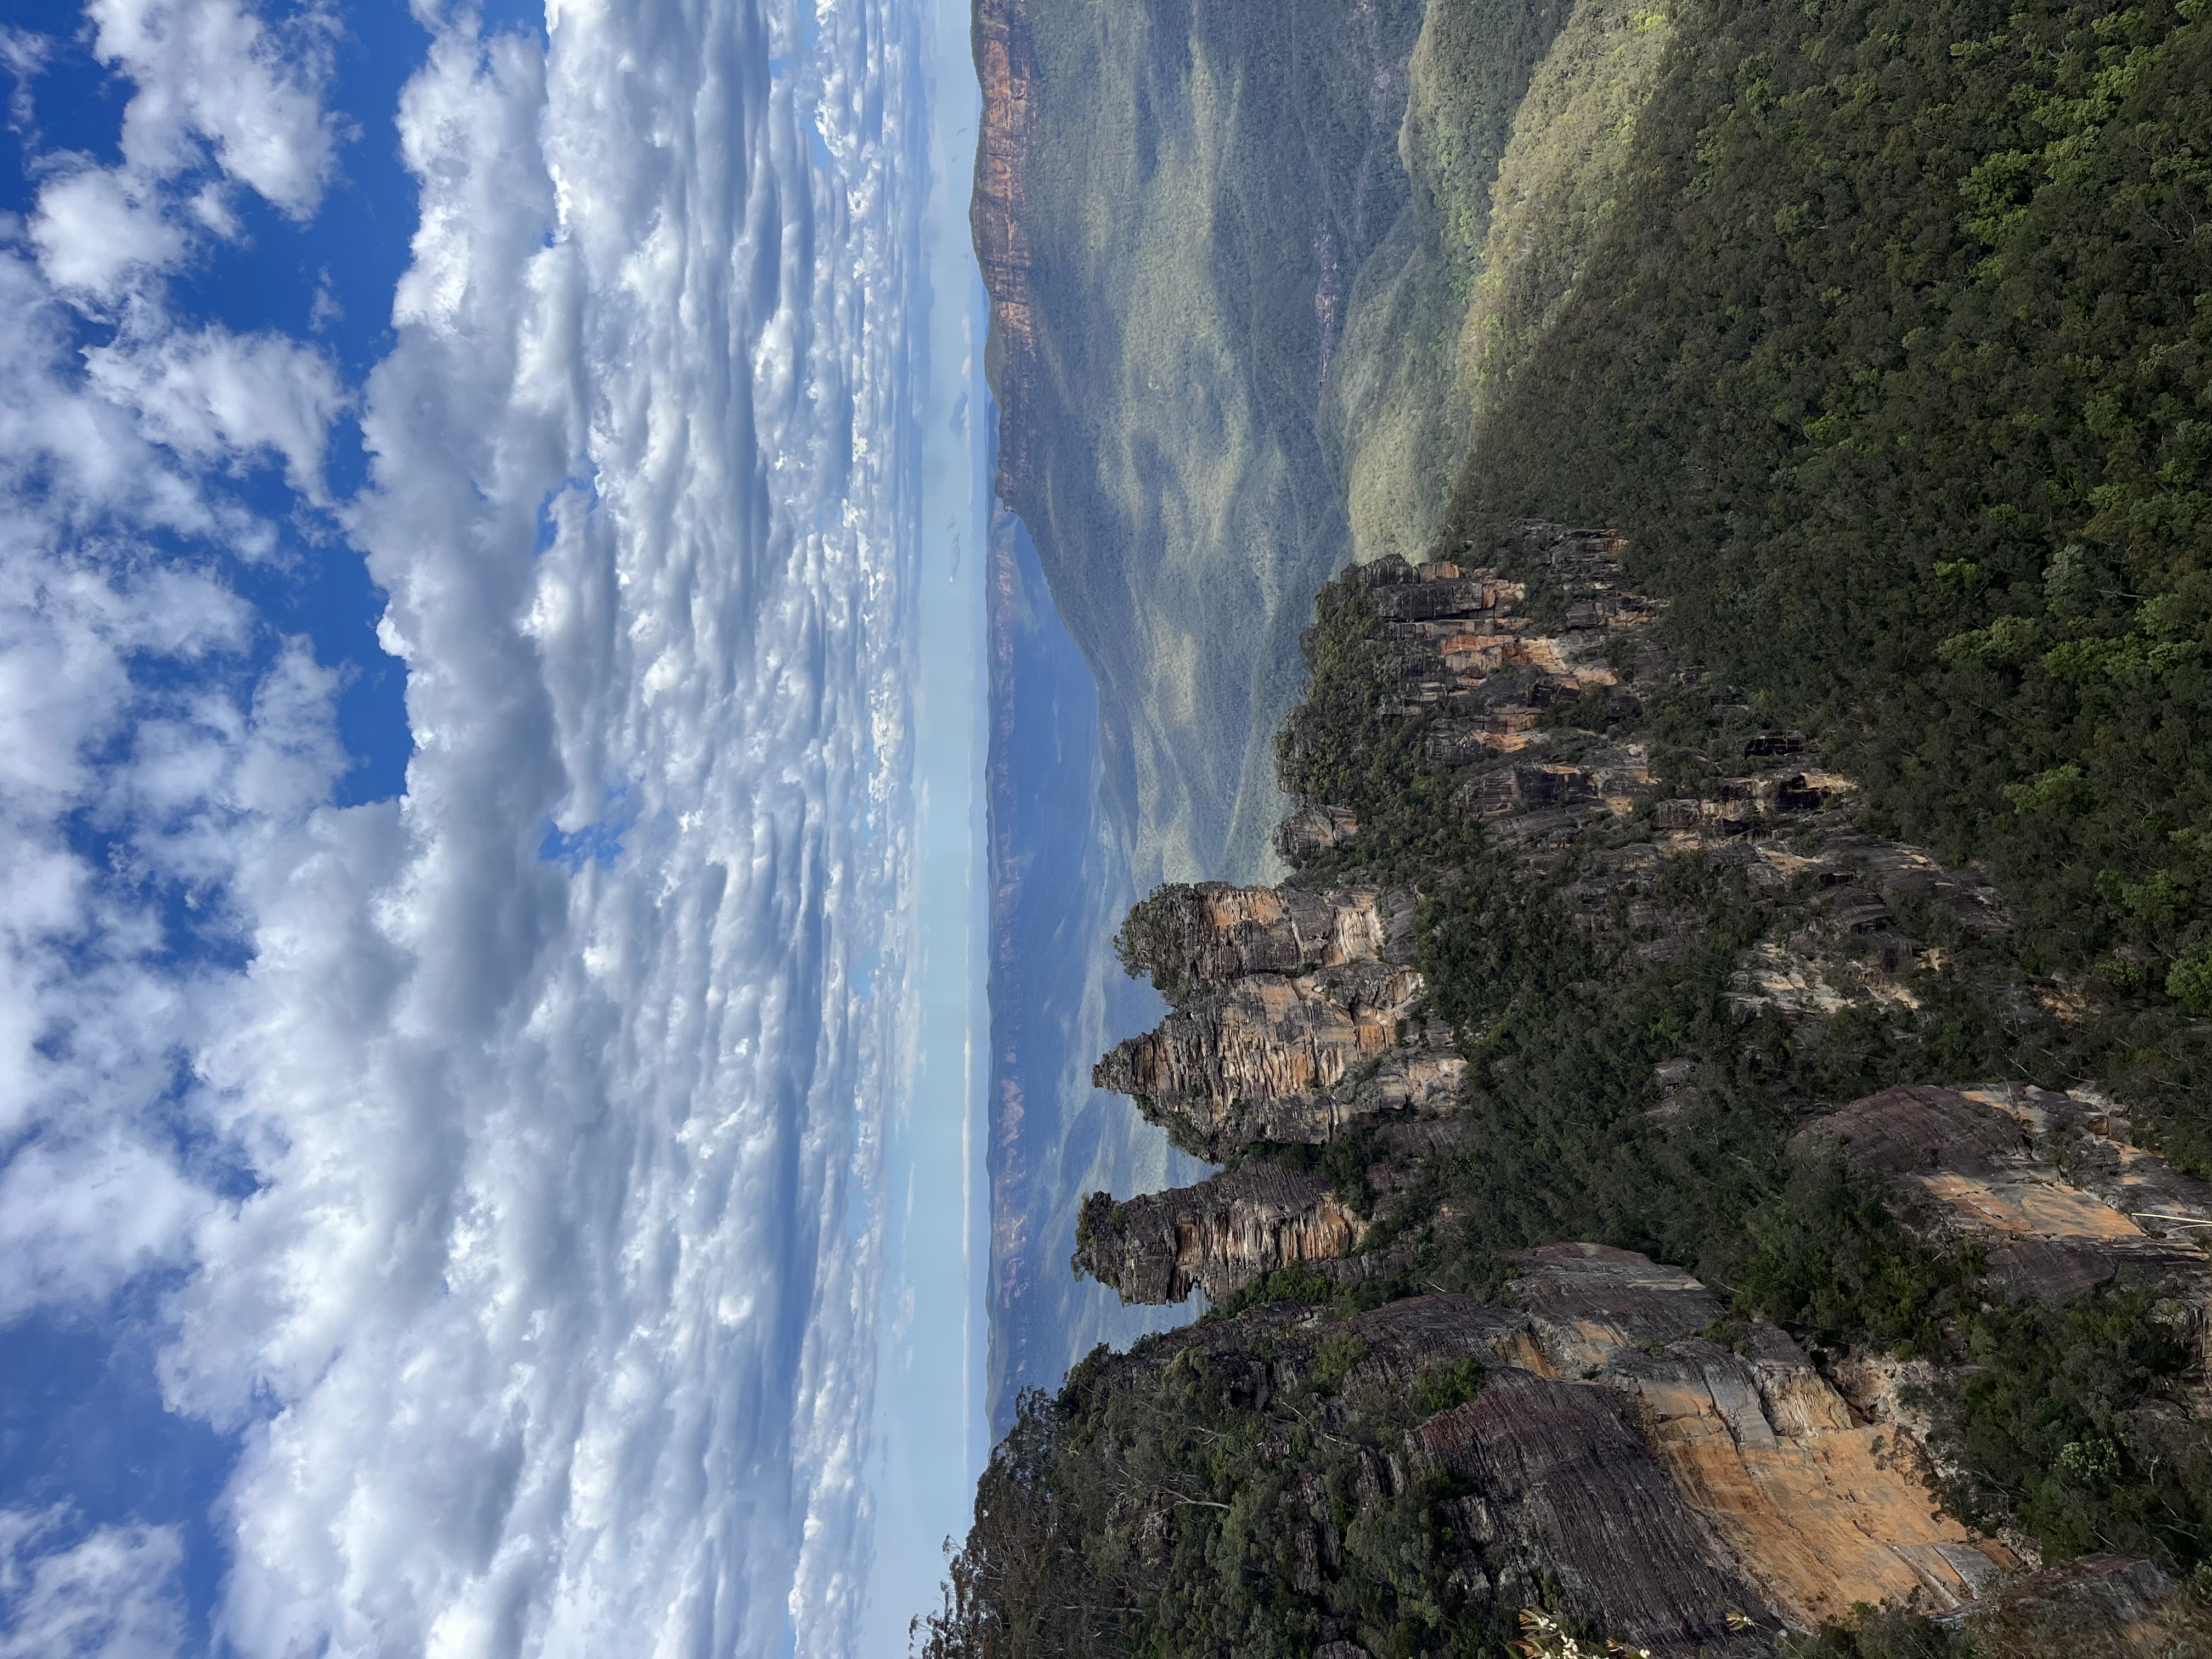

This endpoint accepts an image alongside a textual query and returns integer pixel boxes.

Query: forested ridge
[1440,0,2212,1155]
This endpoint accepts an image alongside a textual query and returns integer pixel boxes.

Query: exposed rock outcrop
[1932,1553,2178,1636]
[1113,880,1418,995]
[1048,530,2200,1645]
[1092,524,2009,1221]
[969,0,1035,492]
[1092,968,1465,1159]
[1086,1243,2017,1655]
[1799,1084,2212,1308]
[1094,882,1464,1159]
[1073,1166,1370,1305]
[1273,803,1361,865]
[1412,1371,1766,1649]
[1504,1244,2011,1626]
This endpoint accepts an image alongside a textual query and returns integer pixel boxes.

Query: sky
[0,0,990,1652]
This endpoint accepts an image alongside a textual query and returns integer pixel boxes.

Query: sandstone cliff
[1093,881,1463,1160]
[968,0,1035,488]
[934,527,2209,1658]
[1798,1084,2212,1313]
[1087,521,2018,1236]
[1057,1242,2021,1656]
[1073,1166,1370,1306]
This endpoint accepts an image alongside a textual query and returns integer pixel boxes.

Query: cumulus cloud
[26,168,187,299]
[0,1138,208,1322]
[0,242,329,1327]
[86,0,338,216]
[153,0,929,1653]
[0,0,353,1295]
[26,0,338,302]
[0,1509,188,1659]
[85,324,346,501]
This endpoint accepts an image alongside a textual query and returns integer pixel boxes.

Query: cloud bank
[0,0,932,1650]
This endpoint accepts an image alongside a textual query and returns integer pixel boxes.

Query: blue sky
[3,0,420,800]
[0,0,988,1652]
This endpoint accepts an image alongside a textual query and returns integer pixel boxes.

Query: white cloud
[86,0,338,216]
[0,0,940,1652]
[86,324,347,501]
[0,1137,208,1323]
[26,0,338,302]
[26,167,185,299]
[0,30,50,136]
[0,244,335,1324]
[0,1509,188,1659]
[153,0,931,1654]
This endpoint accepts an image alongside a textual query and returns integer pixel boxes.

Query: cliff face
[1080,531,2211,1328]
[1073,1166,1370,1305]
[1799,1084,2212,1313]
[1093,882,1464,1159]
[1498,1244,2011,1627]
[1042,1243,2017,1657]
[968,0,1035,487]
[1085,520,2011,1216]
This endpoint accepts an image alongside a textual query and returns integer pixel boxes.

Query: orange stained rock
[1915,1171,2145,1239]
[1198,886,1286,929]
[1169,1194,1365,1291]
[1628,1367,2009,1624]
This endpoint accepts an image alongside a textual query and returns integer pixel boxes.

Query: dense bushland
[1438,0,2212,1154]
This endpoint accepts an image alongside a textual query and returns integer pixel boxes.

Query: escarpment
[942,527,2212,1656]
[935,0,2212,1635]
[968,0,1035,493]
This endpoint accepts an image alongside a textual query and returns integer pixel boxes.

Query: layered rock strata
[1093,883,1463,1159]
[968,0,1035,488]
[1062,529,2200,1642]
[1090,527,2011,1283]
[1504,1244,2011,1625]
[1073,1166,1370,1306]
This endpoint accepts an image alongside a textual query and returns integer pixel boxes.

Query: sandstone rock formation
[1090,1243,2015,1655]
[1073,1165,1369,1305]
[1273,803,1360,865]
[1052,531,2201,1644]
[1502,1244,2011,1626]
[1090,525,2011,1268]
[1093,882,1464,1159]
[968,0,1035,488]
[1111,879,1418,996]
